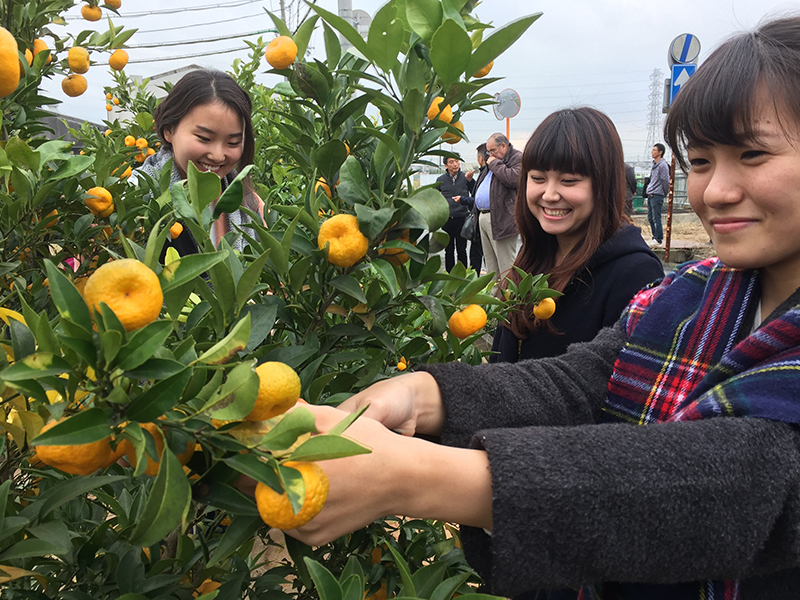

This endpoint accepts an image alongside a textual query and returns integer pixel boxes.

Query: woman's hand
[337,371,445,437]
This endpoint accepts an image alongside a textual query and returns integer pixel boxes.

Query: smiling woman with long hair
[492,107,663,362]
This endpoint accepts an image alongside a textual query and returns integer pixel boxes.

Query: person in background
[624,162,637,216]
[282,14,800,600]
[645,143,670,244]
[491,108,663,363]
[436,156,472,272]
[465,143,489,273]
[481,133,522,282]
[130,69,264,256]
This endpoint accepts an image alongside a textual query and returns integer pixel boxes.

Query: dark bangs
[666,16,800,170]
[522,110,592,176]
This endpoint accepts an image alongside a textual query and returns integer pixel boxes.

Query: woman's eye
[688,157,708,169]
[741,150,765,160]
[196,135,210,142]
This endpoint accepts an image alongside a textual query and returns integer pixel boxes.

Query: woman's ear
[163,128,173,144]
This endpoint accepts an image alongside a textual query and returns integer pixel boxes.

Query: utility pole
[279,0,286,23]
[338,0,353,51]
[644,68,664,159]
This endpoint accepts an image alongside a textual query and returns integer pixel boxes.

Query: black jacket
[490,225,663,362]
[436,170,472,219]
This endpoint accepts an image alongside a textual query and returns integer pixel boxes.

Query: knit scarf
[577,258,800,599]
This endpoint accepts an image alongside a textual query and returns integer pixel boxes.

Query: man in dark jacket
[482,133,522,282]
[465,144,489,273]
[436,156,472,272]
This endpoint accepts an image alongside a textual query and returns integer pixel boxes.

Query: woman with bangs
[492,107,663,362]
[276,15,800,600]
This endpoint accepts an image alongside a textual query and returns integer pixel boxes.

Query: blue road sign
[670,63,696,105]
[670,33,701,65]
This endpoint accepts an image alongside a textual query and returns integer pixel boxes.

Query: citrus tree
[0,0,557,597]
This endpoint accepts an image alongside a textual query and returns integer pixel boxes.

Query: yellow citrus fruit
[81,4,102,21]
[68,46,90,74]
[245,361,301,422]
[146,147,155,156]
[315,178,332,198]
[24,48,32,66]
[427,97,453,124]
[62,74,88,97]
[105,103,113,111]
[365,583,388,600]
[378,229,411,266]
[194,580,221,597]
[397,360,407,371]
[124,421,195,477]
[85,186,113,216]
[255,461,329,529]
[135,137,148,149]
[472,61,494,78]
[32,39,51,64]
[317,214,369,268]
[442,121,464,144]
[35,419,113,476]
[109,49,128,71]
[124,134,136,146]
[106,92,112,99]
[106,0,121,9]
[448,304,487,339]
[83,259,163,332]
[42,209,58,228]
[0,27,20,98]
[170,222,183,239]
[532,297,556,320]
[134,153,145,163]
[113,97,119,105]
[120,165,132,178]
[74,276,89,296]
[344,142,350,156]
[104,129,112,136]
[265,35,298,69]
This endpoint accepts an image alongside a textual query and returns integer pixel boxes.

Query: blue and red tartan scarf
[579,258,800,600]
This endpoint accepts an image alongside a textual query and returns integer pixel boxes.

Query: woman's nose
[701,161,744,208]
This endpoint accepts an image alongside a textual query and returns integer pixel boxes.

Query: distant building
[106,64,204,122]
[41,111,103,150]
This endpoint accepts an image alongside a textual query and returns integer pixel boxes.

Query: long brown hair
[505,107,629,338]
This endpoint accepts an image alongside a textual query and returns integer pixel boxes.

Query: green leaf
[430,572,472,600]
[116,321,174,371]
[255,229,288,276]
[337,156,371,206]
[0,539,67,560]
[158,251,228,292]
[403,89,425,129]
[125,358,186,380]
[385,544,415,596]
[204,361,259,420]
[187,160,222,217]
[203,482,259,516]
[329,275,367,304]
[418,295,448,336]
[31,408,110,446]
[258,407,318,451]
[5,136,40,172]
[207,515,263,568]
[401,188,450,231]
[213,165,253,218]
[196,313,251,365]
[405,0,444,43]
[466,13,542,77]
[308,4,370,56]
[288,434,371,462]
[236,250,271,311]
[430,20,473,86]
[294,14,320,57]
[224,454,281,490]
[270,203,319,234]
[44,261,93,333]
[143,214,172,272]
[458,273,495,304]
[242,303,278,353]
[9,319,35,362]
[314,140,349,188]
[372,259,400,297]
[129,445,192,548]
[0,352,71,382]
[323,22,342,69]
[51,155,95,180]
[304,558,343,600]
[265,10,293,37]
[368,3,404,72]
[20,475,125,521]
[354,204,395,241]
[126,369,193,423]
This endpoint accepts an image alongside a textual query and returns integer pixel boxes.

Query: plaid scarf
[573,258,800,599]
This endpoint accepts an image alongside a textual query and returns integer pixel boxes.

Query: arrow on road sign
[670,63,696,105]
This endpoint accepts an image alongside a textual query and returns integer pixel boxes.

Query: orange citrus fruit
[427,97,453,123]
[35,419,113,476]
[109,49,128,71]
[314,178,332,198]
[170,222,183,239]
[68,46,90,74]
[106,0,121,9]
[135,137,148,149]
[85,186,113,216]
[83,259,163,332]
[472,61,494,78]
[123,421,195,477]
[317,214,369,268]
[532,297,556,320]
[113,97,119,105]
[442,121,464,144]
[0,27,20,97]
[81,4,102,21]
[194,580,222,597]
[32,39,51,64]
[448,304,487,339]
[245,361,301,421]
[124,135,136,146]
[378,229,411,266]
[62,74,88,97]
[105,103,113,111]
[255,461,329,529]
[265,36,298,69]
[42,209,58,228]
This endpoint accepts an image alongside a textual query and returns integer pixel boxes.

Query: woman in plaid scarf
[285,15,800,600]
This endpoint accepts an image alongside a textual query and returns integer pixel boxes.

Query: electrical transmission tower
[644,68,664,159]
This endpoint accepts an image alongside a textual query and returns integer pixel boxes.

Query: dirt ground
[632,212,717,262]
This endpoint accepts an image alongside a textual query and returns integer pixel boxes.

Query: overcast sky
[47,0,800,163]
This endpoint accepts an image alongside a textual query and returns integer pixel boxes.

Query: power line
[67,0,265,20]
[132,12,265,35]
[127,29,274,48]
[128,45,252,64]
